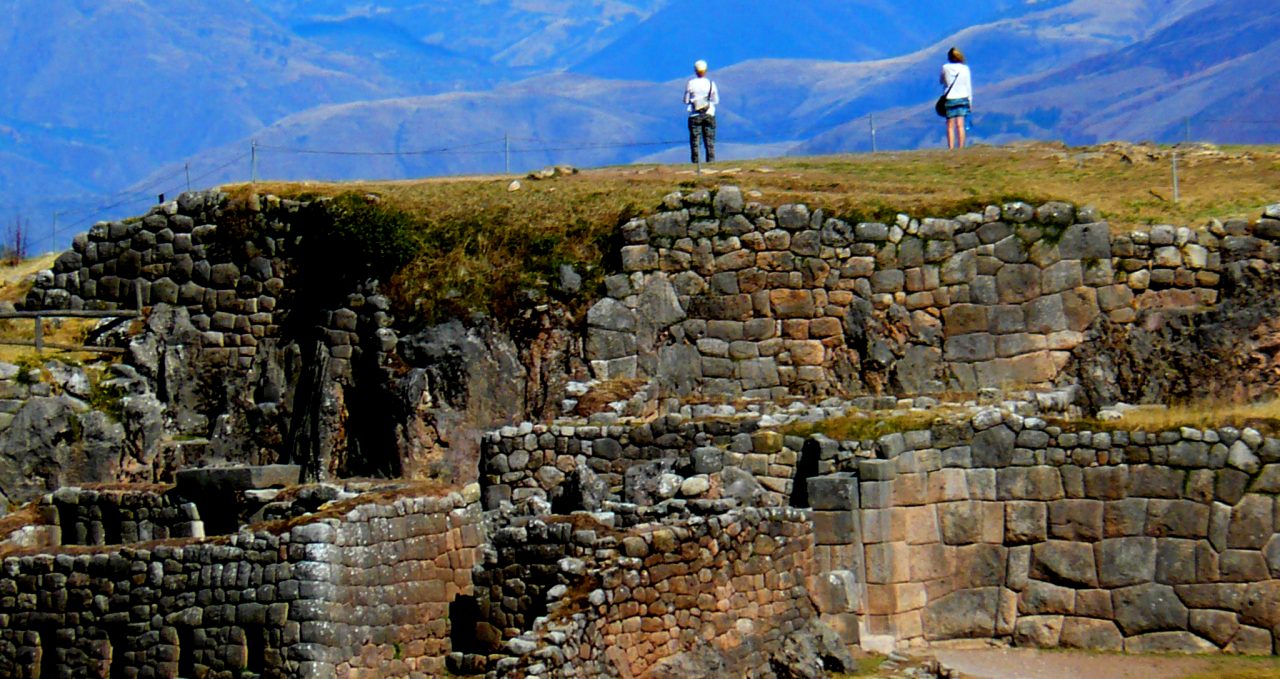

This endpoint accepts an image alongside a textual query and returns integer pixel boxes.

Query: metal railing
[0,309,140,355]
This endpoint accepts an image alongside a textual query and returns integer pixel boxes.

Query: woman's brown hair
[948,47,965,63]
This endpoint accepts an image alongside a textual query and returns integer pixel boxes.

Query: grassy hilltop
[2,142,1278,364]
[235,143,1280,324]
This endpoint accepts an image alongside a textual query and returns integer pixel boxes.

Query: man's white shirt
[685,77,719,116]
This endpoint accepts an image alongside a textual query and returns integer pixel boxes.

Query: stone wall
[487,503,820,678]
[480,417,810,510]
[0,485,483,678]
[839,413,1280,654]
[24,191,394,376]
[589,190,1280,398]
[30,190,1280,413]
[482,401,1280,658]
[21,193,404,483]
[49,486,204,546]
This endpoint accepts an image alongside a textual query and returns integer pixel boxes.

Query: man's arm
[710,81,720,105]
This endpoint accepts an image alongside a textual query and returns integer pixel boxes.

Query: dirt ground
[929,648,1280,679]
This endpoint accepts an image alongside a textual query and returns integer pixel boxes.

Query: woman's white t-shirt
[941,63,972,101]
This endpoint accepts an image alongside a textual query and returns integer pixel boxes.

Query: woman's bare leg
[957,116,967,148]
[946,118,957,149]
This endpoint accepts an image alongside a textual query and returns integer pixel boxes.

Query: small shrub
[13,356,42,385]
[321,193,422,281]
[88,379,128,422]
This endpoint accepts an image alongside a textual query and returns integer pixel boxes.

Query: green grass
[1183,656,1280,679]
[87,377,128,422]
[831,655,888,677]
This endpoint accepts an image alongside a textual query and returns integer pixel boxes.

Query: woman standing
[940,47,972,150]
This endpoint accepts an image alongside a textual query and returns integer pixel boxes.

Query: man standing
[684,60,719,165]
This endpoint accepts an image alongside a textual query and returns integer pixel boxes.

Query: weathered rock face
[1064,266,1280,408]
[0,397,123,507]
[21,193,553,487]
[395,319,528,484]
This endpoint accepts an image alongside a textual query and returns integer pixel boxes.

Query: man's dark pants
[688,113,716,163]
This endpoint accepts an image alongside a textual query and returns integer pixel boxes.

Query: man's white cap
[694,59,708,73]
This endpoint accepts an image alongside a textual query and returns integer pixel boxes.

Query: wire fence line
[13,113,1279,256]
[22,153,253,255]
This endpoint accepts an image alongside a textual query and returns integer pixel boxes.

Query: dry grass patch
[0,252,55,305]
[1069,399,1280,435]
[830,654,889,677]
[228,144,1280,324]
[572,378,648,417]
[0,253,108,363]
[781,408,968,441]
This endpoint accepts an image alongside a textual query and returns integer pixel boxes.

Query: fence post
[33,315,42,354]
[1172,152,1180,204]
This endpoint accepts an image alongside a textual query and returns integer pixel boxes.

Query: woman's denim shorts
[945,97,971,119]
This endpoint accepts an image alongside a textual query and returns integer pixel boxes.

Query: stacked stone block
[492,503,817,678]
[472,516,588,654]
[0,485,483,678]
[481,416,816,510]
[26,192,398,374]
[846,413,1280,654]
[49,487,203,546]
[593,192,1280,398]
[1113,225,1221,312]
[806,473,865,649]
[24,188,1280,405]
[321,491,483,677]
[29,193,283,369]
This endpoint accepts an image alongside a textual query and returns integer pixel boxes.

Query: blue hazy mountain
[0,0,403,246]
[1,0,1265,251]
[152,0,1227,185]
[252,0,668,84]
[570,0,1068,81]
[792,0,1274,153]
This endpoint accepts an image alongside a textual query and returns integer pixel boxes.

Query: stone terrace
[0,484,483,678]
[588,189,1279,398]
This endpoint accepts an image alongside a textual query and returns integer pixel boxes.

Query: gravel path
[931,648,1218,679]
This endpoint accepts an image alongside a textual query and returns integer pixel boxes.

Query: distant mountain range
[1,0,1272,252]
[568,0,1058,81]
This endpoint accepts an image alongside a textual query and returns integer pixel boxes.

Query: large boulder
[0,397,124,506]
[768,620,856,679]
[398,320,528,483]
